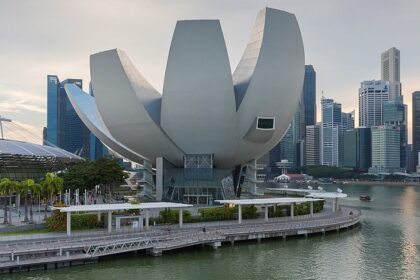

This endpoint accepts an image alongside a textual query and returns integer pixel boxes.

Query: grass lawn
[0,228,51,236]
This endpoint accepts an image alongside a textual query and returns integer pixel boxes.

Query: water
[3,184,420,280]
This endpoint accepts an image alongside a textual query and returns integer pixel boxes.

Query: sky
[0,0,419,143]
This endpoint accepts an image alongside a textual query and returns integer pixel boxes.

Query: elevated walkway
[0,207,361,273]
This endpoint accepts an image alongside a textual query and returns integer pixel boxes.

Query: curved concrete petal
[64,83,146,163]
[161,20,237,168]
[233,8,305,165]
[90,49,184,165]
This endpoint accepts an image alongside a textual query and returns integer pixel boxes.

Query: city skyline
[1,0,420,143]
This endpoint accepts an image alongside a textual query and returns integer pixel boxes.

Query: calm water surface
[3,184,420,280]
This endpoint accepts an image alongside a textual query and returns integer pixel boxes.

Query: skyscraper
[358,80,389,127]
[381,47,401,99]
[369,125,402,174]
[46,76,92,158]
[305,124,320,166]
[341,111,355,130]
[343,127,371,170]
[303,65,316,127]
[383,96,407,169]
[412,91,420,166]
[321,97,341,166]
[89,83,108,160]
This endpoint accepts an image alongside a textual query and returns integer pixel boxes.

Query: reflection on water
[399,187,419,280]
[2,184,420,280]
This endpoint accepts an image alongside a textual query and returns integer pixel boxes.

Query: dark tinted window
[257,118,274,129]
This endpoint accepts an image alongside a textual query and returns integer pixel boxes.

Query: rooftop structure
[0,139,82,180]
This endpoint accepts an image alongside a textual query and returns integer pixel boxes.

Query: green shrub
[198,206,236,221]
[242,205,258,219]
[46,211,104,231]
[158,208,192,224]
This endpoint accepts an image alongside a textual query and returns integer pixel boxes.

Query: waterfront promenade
[0,206,360,274]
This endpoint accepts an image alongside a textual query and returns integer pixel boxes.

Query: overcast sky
[1,0,419,143]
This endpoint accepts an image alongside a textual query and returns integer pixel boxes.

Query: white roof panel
[54,202,193,213]
[215,197,323,205]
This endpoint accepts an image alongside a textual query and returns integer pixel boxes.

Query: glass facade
[412,91,420,166]
[321,97,341,167]
[343,127,371,170]
[369,125,402,174]
[46,76,106,159]
[46,75,59,146]
[383,96,407,169]
[303,65,316,127]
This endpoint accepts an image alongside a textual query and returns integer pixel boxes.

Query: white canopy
[215,197,323,206]
[53,202,193,213]
[305,192,347,199]
[266,187,323,194]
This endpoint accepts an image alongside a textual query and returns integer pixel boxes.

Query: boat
[360,195,371,201]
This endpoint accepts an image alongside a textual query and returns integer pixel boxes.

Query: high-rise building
[358,80,389,127]
[383,96,407,169]
[381,47,401,99]
[369,125,403,174]
[46,75,102,159]
[343,127,371,170]
[341,111,355,130]
[406,144,415,173]
[89,83,108,160]
[321,97,341,166]
[305,124,321,166]
[412,91,420,166]
[303,65,316,127]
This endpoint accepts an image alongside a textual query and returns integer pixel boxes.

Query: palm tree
[29,182,41,224]
[9,181,20,225]
[18,179,34,222]
[41,173,63,220]
[0,178,11,224]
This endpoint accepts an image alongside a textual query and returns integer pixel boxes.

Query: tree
[9,181,20,224]
[0,179,19,225]
[0,178,12,224]
[29,182,41,223]
[19,179,34,222]
[40,173,63,220]
[60,157,128,194]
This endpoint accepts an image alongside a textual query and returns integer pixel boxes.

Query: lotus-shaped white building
[65,7,305,202]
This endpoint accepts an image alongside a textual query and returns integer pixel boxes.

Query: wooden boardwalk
[0,207,361,273]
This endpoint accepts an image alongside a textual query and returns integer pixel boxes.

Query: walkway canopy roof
[305,192,347,199]
[53,202,192,213]
[266,187,323,194]
[215,197,323,206]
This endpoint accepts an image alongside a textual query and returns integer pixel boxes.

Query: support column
[335,198,339,212]
[238,205,242,224]
[97,212,101,222]
[179,209,183,228]
[145,209,150,230]
[310,202,314,218]
[107,211,112,233]
[66,212,71,237]
[332,198,336,213]
[264,206,268,221]
[290,203,294,220]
